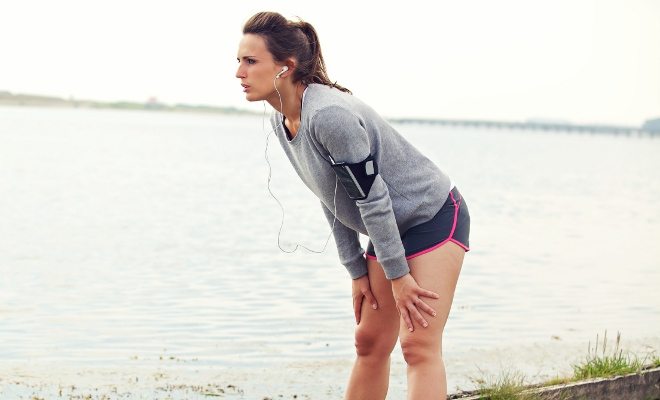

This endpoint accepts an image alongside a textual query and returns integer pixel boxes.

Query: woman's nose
[236,64,246,79]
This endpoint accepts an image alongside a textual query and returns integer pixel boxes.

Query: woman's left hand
[391,273,440,332]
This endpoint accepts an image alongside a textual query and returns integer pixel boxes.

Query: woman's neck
[267,82,307,126]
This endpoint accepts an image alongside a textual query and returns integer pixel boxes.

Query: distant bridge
[387,118,659,137]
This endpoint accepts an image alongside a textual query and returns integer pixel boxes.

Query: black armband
[329,154,378,200]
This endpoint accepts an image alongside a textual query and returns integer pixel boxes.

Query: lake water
[0,106,659,399]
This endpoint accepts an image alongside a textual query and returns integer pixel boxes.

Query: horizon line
[1,88,658,130]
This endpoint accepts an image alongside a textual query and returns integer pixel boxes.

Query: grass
[648,354,660,368]
[571,331,644,380]
[541,375,573,386]
[473,331,658,399]
[473,370,542,400]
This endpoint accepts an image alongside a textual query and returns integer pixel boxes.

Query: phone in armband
[328,153,378,201]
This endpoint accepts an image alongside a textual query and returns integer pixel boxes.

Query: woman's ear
[284,59,296,75]
[276,66,288,79]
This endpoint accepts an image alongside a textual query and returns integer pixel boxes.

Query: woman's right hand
[352,274,378,324]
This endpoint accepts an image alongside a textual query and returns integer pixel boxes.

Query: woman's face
[235,34,282,102]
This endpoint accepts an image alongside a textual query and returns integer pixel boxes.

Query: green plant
[475,370,541,400]
[652,356,660,368]
[542,375,573,386]
[572,331,643,380]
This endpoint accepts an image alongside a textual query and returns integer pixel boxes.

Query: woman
[235,11,470,400]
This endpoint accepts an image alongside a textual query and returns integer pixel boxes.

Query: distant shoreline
[1,90,658,136]
[0,90,257,115]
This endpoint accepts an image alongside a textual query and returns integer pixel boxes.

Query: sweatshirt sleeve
[320,202,368,279]
[311,106,410,280]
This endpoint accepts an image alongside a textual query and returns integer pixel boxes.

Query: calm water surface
[0,106,658,397]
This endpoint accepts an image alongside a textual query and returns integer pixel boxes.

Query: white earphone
[265,67,339,254]
[275,66,289,79]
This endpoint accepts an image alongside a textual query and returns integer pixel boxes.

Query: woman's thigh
[354,257,400,349]
[398,241,465,349]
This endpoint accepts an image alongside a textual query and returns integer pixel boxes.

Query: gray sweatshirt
[272,84,452,280]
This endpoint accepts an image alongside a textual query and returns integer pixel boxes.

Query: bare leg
[398,241,464,399]
[344,258,400,400]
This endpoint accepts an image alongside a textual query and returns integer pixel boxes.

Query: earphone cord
[262,75,338,254]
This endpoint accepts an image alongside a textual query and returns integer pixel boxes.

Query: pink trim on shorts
[448,191,460,236]
[405,237,470,259]
[365,189,469,261]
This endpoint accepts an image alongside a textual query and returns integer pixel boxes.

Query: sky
[1,0,658,126]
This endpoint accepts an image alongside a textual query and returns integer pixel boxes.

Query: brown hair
[242,11,351,94]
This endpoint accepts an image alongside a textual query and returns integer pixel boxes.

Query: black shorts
[366,186,471,261]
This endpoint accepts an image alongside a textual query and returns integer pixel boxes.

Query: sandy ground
[1,336,658,399]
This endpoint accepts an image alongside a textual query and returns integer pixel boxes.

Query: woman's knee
[399,332,442,366]
[354,323,398,358]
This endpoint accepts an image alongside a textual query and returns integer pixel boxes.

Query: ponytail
[295,21,351,93]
